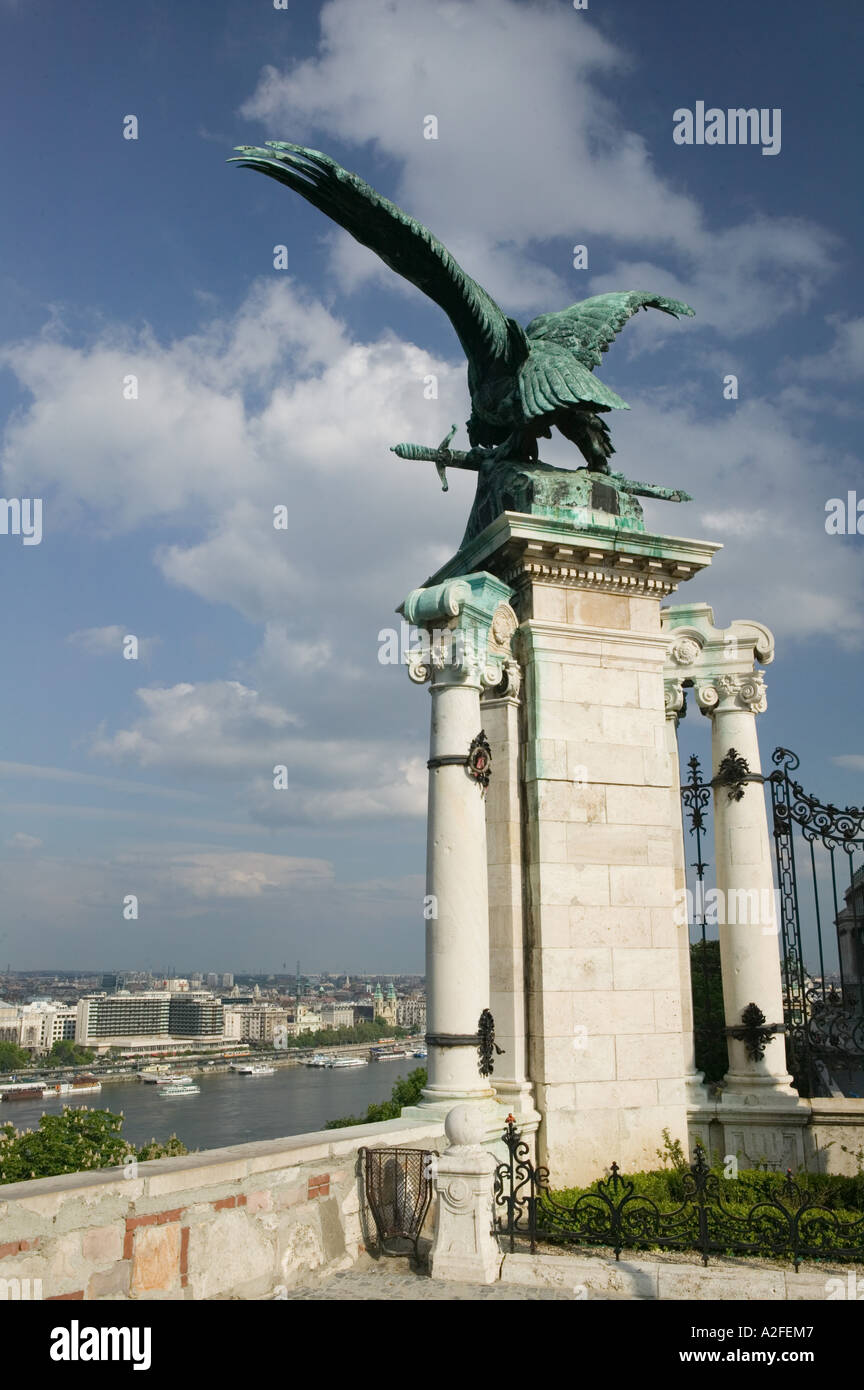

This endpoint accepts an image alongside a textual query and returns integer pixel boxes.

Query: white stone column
[661,605,800,1105]
[398,573,513,1118]
[696,670,797,1098]
[481,608,540,1127]
[662,606,808,1165]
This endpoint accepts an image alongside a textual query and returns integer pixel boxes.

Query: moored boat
[159,1082,200,1096]
[1,1085,44,1101]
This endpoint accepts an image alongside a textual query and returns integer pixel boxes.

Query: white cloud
[238,0,838,332]
[832,755,864,773]
[90,680,301,771]
[161,851,333,899]
[86,677,427,822]
[788,316,864,385]
[5,832,43,851]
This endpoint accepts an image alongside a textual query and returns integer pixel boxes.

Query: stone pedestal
[429,1106,502,1284]
[428,512,719,1185]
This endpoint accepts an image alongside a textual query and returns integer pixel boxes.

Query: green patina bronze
[231,141,695,535]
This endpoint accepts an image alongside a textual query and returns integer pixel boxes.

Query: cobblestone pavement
[281,1269,582,1299]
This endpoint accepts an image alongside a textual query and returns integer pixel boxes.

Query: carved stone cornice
[500,549,689,599]
[423,514,720,604]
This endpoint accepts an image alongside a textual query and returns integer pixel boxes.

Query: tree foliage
[690,939,728,1085]
[276,1018,410,1051]
[0,1042,30,1071]
[0,1106,188,1185]
[47,1040,96,1066]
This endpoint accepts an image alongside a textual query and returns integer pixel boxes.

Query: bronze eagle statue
[230,142,694,472]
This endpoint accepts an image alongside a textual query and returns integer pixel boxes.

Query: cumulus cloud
[90,680,301,771]
[787,316,864,385]
[5,832,43,851]
[239,0,838,332]
[86,677,427,821]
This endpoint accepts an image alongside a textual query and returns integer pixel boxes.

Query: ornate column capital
[695,671,768,716]
[399,575,519,691]
[661,602,773,719]
[664,678,686,721]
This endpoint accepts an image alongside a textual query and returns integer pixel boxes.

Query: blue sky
[0,0,861,972]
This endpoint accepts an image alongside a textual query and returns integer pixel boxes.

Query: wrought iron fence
[769,749,864,1096]
[359,1146,436,1256]
[493,1120,864,1270]
[680,747,864,1096]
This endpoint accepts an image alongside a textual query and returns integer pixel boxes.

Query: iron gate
[680,746,864,1097]
[769,748,864,1097]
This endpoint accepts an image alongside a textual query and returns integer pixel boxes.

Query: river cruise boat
[1,1085,44,1102]
[235,1063,276,1076]
[327,1056,367,1068]
[159,1081,200,1096]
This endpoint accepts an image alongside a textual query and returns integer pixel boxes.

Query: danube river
[1,1064,417,1151]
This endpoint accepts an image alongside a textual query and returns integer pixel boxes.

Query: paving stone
[275,1260,614,1300]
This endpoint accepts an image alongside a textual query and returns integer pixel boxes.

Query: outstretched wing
[518,339,631,420]
[230,142,525,374]
[525,291,695,370]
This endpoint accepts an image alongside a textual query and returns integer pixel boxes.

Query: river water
[1,1063,418,1151]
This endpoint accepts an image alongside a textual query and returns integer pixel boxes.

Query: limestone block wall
[0,1116,444,1301]
[518,591,691,1181]
[806,1101,864,1174]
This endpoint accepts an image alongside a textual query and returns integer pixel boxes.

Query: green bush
[325,1067,427,1129]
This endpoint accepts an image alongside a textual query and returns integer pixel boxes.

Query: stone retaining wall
[500,1250,855,1300]
[0,1116,445,1301]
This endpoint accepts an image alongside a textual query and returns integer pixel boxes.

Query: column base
[684,1070,711,1108]
[720,1070,802,1106]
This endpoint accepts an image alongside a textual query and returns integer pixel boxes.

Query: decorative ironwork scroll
[427,1009,504,1078]
[427,729,492,794]
[725,1002,785,1063]
[716,747,752,802]
[467,731,492,791]
[477,1008,504,1078]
